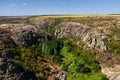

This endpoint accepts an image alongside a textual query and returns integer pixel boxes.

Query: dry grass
[35,15,85,18]
[34,14,120,18]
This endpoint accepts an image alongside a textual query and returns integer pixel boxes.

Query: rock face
[0,24,51,47]
[0,28,16,48]
[0,50,36,80]
[101,65,120,80]
[0,58,25,80]
[0,58,36,80]
[55,22,108,52]
[42,57,66,80]
[11,25,40,47]
[55,71,66,80]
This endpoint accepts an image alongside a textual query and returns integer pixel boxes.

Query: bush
[108,41,120,54]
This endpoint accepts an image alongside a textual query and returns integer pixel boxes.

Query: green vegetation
[13,38,64,79]
[60,40,108,80]
[45,18,63,35]
[109,26,120,40]
[106,27,120,65]
[108,41,120,54]
[11,37,108,80]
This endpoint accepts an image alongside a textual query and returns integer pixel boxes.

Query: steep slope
[55,22,108,52]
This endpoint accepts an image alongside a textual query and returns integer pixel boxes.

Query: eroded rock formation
[55,22,108,51]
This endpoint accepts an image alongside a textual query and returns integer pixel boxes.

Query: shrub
[108,41,120,54]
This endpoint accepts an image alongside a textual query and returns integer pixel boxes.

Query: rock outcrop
[0,24,51,47]
[55,22,108,52]
[0,50,36,80]
[55,71,66,80]
[101,65,120,80]
[0,28,16,49]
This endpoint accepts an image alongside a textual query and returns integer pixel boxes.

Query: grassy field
[30,14,120,18]
[35,15,85,18]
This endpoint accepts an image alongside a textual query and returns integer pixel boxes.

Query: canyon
[0,16,120,80]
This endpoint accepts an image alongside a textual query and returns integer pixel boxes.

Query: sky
[0,0,120,16]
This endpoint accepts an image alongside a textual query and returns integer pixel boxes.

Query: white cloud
[9,3,16,7]
[22,3,27,6]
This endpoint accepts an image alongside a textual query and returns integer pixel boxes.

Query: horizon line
[0,14,120,17]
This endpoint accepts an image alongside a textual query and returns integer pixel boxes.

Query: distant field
[30,14,120,18]
[35,15,85,18]
[0,14,120,19]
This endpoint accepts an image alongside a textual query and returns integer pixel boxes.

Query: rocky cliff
[55,22,108,52]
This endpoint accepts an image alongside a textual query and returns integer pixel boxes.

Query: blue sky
[0,0,120,16]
